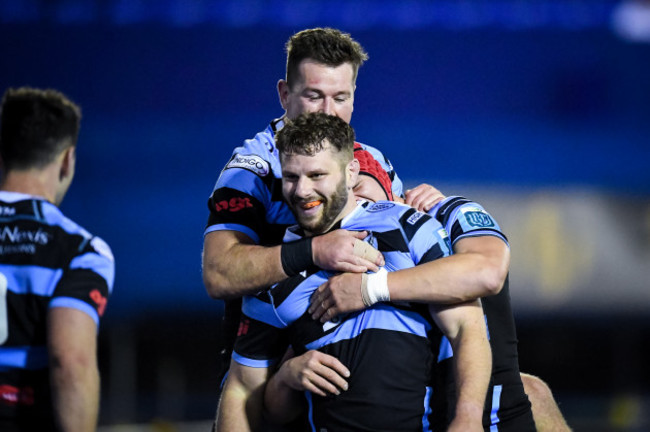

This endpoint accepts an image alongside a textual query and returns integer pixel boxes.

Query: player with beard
[216,112,491,432]
[296,147,569,431]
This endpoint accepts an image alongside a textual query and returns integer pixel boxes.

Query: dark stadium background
[1,1,649,430]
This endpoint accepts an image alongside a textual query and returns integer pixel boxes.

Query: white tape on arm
[361,267,389,307]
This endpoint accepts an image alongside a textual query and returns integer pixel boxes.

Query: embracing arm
[431,300,492,432]
[309,235,509,321]
[388,235,509,304]
[203,229,383,300]
[47,307,100,432]
[203,230,285,299]
[215,360,270,432]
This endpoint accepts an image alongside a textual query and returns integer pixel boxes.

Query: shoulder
[350,201,440,233]
[41,202,114,264]
[224,122,280,178]
[431,196,500,230]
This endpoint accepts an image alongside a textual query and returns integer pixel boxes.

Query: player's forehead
[281,146,341,174]
[295,60,355,91]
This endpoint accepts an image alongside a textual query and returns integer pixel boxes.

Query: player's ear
[59,146,76,181]
[278,79,290,110]
[347,158,360,189]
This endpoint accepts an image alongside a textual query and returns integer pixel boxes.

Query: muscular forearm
[430,300,491,429]
[388,237,509,304]
[450,307,492,425]
[51,362,99,432]
[203,231,287,299]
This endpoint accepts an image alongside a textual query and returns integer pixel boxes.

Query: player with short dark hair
[0,87,114,432]
[202,28,442,417]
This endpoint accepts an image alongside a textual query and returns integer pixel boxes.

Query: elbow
[481,264,508,297]
[50,351,98,384]
[203,269,235,300]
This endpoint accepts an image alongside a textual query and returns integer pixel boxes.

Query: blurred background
[2,0,650,430]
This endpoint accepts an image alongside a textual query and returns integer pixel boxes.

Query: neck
[1,168,59,204]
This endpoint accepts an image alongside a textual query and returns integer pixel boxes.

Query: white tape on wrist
[361,267,389,307]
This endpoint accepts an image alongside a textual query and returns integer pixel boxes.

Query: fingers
[297,352,350,396]
[405,184,445,212]
[353,239,384,268]
[308,297,328,320]
[309,286,339,321]
[314,230,376,272]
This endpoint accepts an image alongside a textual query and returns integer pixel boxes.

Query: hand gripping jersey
[429,197,535,432]
[0,191,114,424]
[205,118,404,381]
[234,201,451,432]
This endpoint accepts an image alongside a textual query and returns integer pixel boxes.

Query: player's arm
[215,360,270,432]
[387,234,509,303]
[203,228,383,300]
[47,307,100,432]
[430,299,491,432]
[263,349,349,424]
[309,228,508,321]
[203,230,285,299]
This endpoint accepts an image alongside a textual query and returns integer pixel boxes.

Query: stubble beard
[293,176,349,235]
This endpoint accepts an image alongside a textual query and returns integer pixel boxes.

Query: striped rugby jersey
[234,200,451,432]
[205,118,405,377]
[0,191,114,421]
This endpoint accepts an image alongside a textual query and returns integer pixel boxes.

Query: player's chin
[298,215,326,232]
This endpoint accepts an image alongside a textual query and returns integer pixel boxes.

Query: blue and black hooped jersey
[205,118,405,377]
[429,197,535,431]
[234,201,450,432]
[0,191,114,421]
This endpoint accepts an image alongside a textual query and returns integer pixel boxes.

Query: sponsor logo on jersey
[0,226,49,245]
[462,207,495,228]
[406,211,425,225]
[0,206,16,216]
[226,154,270,177]
[438,228,452,252]
[367,202,395,212]
[0,244,37,255]
[215,197,253,213]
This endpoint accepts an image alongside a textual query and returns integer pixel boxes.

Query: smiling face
[279,59,355,123]
[281,142,358,236]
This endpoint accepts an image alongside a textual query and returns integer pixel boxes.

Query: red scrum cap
[353,142,393,201]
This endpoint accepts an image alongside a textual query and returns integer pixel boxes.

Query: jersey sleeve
[232,291,290,368]
[204,152,275,244]
[429,196,508,247]
[50,235,115,327]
